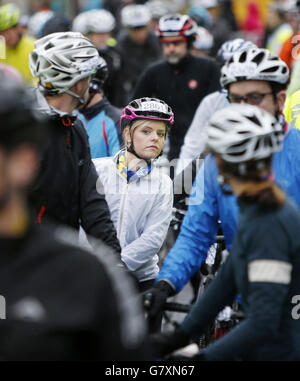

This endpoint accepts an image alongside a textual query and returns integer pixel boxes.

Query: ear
[72,79,83,94]
[276,90,286,112]
[123,127,131,147]
[9,145,40,188]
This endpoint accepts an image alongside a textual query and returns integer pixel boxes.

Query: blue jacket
[78,98,120,159]
[157,127,300,292]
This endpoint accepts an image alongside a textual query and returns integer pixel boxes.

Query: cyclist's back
[0,222,151,360]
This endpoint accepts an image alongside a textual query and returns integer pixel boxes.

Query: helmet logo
[142,101,168,112]
[188,79,198,89]
[227,62,257,78]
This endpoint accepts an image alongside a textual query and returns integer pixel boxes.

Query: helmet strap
[65,88,87,107]
[126,140,152,163]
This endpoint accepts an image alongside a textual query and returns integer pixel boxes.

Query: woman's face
[125,120,167,160]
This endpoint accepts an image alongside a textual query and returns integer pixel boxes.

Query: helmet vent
[252,51,265,65]
[239,51,247,63]
[44,42,54,50]
[261,66,278,73]
[246,115,262,126]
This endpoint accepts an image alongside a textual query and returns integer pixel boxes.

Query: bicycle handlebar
[163,302,191,313]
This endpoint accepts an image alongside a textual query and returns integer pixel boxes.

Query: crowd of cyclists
[0,0,300,361]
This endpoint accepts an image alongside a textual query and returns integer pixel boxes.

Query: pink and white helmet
[121,97,174,130]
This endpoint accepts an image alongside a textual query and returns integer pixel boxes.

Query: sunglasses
[227,92,273,105]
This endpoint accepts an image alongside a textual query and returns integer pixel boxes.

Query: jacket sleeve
[78,126,121,254]
[156,155,221,292]
[176,92,228,175]
[181,253,237,339]
[106,118,120,156]
[121,176,173,272]
[199,222,293,361]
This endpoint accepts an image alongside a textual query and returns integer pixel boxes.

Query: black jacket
[0,222,151,360]
[28,90,121,254]
[132,54,221,161]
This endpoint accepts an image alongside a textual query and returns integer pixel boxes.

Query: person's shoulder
[285,126,300,144]
[142,59,167,73]
[202,90,228,104]
[102,98,122,121]
[267,196,300,239]
[189,54,218,66]
[93,156,115,172]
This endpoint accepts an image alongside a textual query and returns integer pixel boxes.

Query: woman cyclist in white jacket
[93,97,174,293]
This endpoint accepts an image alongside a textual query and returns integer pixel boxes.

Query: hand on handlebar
[143,280,174,318]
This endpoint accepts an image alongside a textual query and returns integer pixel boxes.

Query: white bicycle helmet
[121,4,152,28]
[146,0,171,20]
[192,26,213,51]
[220,48,289,88]
[28,10,54,38]
[156,13,198,39]
[72,9,116,34]
[29,32,101,102]
[217,38,257,64]
[207,104,283,165]
[190,0,219,9]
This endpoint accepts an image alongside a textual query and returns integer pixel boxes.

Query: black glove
[150,327,191,358]
[144,280,174,319]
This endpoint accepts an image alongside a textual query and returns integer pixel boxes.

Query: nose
[151,131,159,141]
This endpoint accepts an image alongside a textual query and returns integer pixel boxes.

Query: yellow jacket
[0,34,37,86]
[284,90,300,130]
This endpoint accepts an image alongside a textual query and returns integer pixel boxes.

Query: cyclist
[27,10,54,38]
[0,3,37,86]
[88,97,174,294]
[28,32,121,255]
[77,56,121,158]
[0,76,151,361]
[176,38,256,175]
[72,9,124,107]
[151,104,300,361]
[146,47,300,320]
[147,0,171,31]
[117,4,162,105]
[132,13,221,162]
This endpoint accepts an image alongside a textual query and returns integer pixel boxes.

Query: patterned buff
[116,150,152,182]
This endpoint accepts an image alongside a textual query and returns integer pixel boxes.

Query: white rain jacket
[93,153,173,282]
[176,90,229,175]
